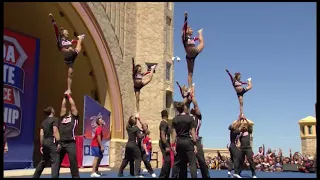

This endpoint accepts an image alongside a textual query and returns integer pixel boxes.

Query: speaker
[283,164,299,172]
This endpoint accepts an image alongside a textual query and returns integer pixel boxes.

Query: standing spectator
[143,130,152,163]
[90,118,105,178]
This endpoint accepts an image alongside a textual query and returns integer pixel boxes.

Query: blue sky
[173,2,316,156]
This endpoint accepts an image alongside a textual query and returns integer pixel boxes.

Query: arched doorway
[4,2,124,166]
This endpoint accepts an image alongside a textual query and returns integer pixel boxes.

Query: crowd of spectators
[205,146,316,173]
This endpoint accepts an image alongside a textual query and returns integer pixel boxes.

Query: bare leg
[246,79,252,91]
[92,157,98,174]
[67,65,73,94]
[191,83,195,97]
[187,60,195,88]
[196,29,204,53]
[96,157,102,172]
[75,35,84,53]
[135,91,140,112]
[238,96,244,118]
[142,66,156,86]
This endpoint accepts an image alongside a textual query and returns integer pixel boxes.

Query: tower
[298,116,316,156]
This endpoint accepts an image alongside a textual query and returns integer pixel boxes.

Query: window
[166,62,171,81]
[165,16,172,53]
[301,126,305,135]
[166,91,172,109]
[308,126,312,135]
[145,63,157,73]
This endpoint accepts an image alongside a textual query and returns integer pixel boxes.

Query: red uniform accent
[143,136,152,152]
[143,71,151,76]
[91,126,103,147]
[71,39,78,44]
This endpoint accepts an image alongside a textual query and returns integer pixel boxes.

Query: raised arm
[191,95,201,117]
[60,96,67,117]
[190,117,198,153]
[49,13,60,45]
[226,69,234,83]
[176,81,184,98]
[278,148,283,157]
[136,128,144,139]
[136,115,148,132]
[66,94,78,116]
[182,11,188,45]
[289,148,292,159]
[132,57,135,77]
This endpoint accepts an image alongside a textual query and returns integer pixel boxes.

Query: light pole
[172,56,181,62]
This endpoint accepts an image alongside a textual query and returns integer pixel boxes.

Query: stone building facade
[87,2,176,167]
[4,2,175,168]
[298,116,316,157]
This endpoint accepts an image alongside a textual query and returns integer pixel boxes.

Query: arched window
[308,126,313,135]
[301,126,305,135]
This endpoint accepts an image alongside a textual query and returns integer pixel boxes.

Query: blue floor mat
[7,169,316,178]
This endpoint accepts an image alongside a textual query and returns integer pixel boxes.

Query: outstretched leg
[196,29,204,53]
[246,78,252,91]
[142,65,156,86]
[75,35,84,53]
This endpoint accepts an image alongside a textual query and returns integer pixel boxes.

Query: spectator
[204,146,316,174]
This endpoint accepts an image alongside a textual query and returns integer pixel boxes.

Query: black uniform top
[159,120,171,147]
[137,129,146,152]
[172,114,197,138]
[127,125,142,143]
[59,114,79,142]
[239,126,253,149]
[191,113,202,139]
[42,117,59,144]
[228,125,241,144]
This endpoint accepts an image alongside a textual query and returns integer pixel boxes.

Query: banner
[82,95,111,167]
[3,28,40,170]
